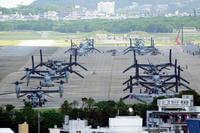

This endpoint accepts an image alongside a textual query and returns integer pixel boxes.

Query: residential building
[60,116,147,133]
[97,1,115,15]
[44,11,59,21]
[146,95,200,133]
[49,125,61,133]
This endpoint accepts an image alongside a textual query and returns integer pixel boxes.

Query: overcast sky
[0,0,35,8]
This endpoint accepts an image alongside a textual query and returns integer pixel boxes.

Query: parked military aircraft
[123,49,176,73]
[0,80,64,107]
[64,39,101,56]
[122,62,192,103]
[20,50,86,86]
[123,38,160,55]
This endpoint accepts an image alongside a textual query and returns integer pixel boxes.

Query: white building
[0,128,14,133]
[146,95,200,133]
[49,125,60,133]
[60,116,147,133]
[69,119,88,133]
[108,116,147,133]
[44,11,58,21]
[129,2,138,9]
[97,1,115,15]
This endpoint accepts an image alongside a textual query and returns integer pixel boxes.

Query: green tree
[60,100,72,115]
[85,97,95,109]
[70,100,79,108]
[95,100,117,126]
[81,97,88,108]
[15,103,38,133]
[116,98,129,115]
[178,90,200,106]
[40,110,64,133]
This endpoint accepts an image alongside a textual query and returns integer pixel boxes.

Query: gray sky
[0,0,35,8]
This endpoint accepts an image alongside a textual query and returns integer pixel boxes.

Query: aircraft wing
[51,76,64,80]
[20,89,59,94]
[30,76,44,79]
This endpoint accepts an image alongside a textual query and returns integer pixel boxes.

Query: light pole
[38,112,40,133]
[181,23,184,45]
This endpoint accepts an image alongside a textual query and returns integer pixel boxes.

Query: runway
[0,45,200,108]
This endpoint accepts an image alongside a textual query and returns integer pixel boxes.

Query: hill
[31,0,200,10]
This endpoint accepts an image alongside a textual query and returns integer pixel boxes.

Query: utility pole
[38,112,40,133]
[181,23,184,45]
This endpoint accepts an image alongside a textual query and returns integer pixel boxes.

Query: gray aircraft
[65,39,101,56]
[122,49,192,103]
[123,38,160,55]
[20,52,85,86]
[0,80,64,107]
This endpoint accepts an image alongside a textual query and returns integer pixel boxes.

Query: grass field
[0,41,20,46]
[0,31,200,47]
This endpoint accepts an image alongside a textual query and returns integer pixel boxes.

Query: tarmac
[0,45,200,108]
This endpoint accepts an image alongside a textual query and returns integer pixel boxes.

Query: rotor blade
[32,56,35,71]
[133,50,136,64]
[180,83,193,90]
[123,64,135,73]
[123,95,130,100]
[132,94,146,103]
[92,48,101,53]
[139,66,149,71]
[76,63,88,71]
[130,38,133,47]
[140,83,152,91]
[40,49,43,65]
[0,92,15,96]
[71,70,84,78]
[165,84,176,91]
[123,49,133,55]
[20,75,26,80]
[69,54,72,64]
[123,76,135,85]
[180,77,190,84]
[64,48,73,53]
[163,76,175,83]
[139,76,147,81]
[18,93,28,98]
[123,47,130,53]
[123,86,129,91]
[169,49,172,64]
[158,65,170,71]
[151,37,153,46]
[75,49,77,63]
[35,71,45,76]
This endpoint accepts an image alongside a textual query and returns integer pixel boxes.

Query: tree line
[0,90,199,133]
[0,16,200,33]
[0,5,71,15]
